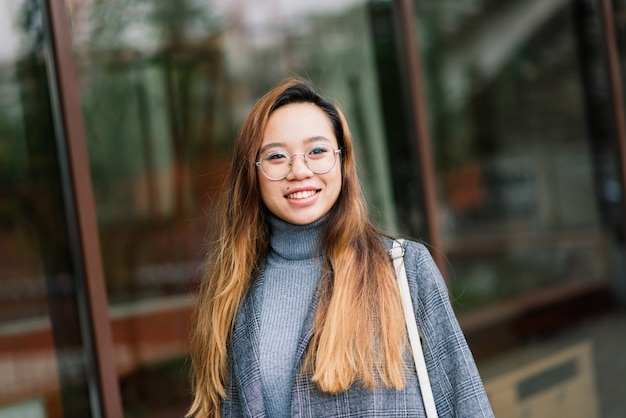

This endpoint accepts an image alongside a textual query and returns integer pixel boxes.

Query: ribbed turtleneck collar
[268,214,326,260]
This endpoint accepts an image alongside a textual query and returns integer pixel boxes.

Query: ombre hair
[187,77,406,418]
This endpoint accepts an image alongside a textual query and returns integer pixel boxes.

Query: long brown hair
[187,77,406,417]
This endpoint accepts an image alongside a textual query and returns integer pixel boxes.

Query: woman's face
[257,102,342,225]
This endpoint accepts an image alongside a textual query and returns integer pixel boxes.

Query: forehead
[261,103,337,150]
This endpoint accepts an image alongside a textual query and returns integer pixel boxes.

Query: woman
[187,78,493,417]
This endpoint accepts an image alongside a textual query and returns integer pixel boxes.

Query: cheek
[328,167,343,200]
[258,177,281,207]
[258,178,271,204]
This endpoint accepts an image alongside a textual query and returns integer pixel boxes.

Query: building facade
[1,0,625,416]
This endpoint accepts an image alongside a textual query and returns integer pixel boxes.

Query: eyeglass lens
[258,144,339,180]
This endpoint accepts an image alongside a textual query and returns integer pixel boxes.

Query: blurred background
[1,0,626,416]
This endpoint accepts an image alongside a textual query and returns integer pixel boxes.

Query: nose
[286,153,313,180]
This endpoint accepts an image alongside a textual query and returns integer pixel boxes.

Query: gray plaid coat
[222,239,494,417]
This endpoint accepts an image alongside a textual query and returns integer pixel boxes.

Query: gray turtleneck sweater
[253,215,325,418]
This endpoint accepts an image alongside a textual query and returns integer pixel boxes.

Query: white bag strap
[390,239,439,418]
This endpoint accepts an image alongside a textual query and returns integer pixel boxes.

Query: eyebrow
[258,136,332,155]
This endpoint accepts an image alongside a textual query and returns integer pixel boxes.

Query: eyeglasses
[255,144,341,181]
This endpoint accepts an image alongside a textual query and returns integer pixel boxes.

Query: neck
[268,214,327,260]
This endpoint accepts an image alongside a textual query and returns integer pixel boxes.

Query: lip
[284,187,321,203]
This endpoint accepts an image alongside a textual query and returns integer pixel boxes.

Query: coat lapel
[231,277,266,417]
[230,273,323,417]
[290,285,322,416]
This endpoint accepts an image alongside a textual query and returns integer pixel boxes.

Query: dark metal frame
[601,0,626,209]
[45,1,123,417]
[395,0,445,272]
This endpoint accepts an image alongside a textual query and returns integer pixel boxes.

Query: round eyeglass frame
[255,146,342,181]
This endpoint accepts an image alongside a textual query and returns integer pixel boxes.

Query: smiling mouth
[286,190,319,200]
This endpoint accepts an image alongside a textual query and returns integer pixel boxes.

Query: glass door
[414,0,607,315]
[64,0,404,414]
[413,0,626,416]
[0,1,97,416]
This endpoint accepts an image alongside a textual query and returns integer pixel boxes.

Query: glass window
[416,0,605,309]
[66,0,403,414]
[414,0,626,416]
[0,1,96,416]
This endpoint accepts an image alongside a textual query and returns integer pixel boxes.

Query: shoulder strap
[390,239,439,418]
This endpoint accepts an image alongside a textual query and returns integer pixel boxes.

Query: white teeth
[287,190,317,199]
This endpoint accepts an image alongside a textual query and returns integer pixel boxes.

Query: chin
[288,217,319,225]
[285,210,326,225]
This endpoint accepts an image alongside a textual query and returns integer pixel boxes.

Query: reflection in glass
[416,0,604,309]
[68,0,402,415]
[0,1,93,416]
[69,0,399,304]
[415,0,626,416]
[608,0,626,305]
